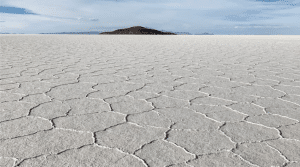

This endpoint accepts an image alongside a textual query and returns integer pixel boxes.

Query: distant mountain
[194,32,214,35]
[173,32,192,35]
[100,26,176,35]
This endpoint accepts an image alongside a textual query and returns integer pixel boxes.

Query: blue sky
[0,0,299,35]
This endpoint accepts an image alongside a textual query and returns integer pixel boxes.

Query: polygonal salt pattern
[1,35,300,167]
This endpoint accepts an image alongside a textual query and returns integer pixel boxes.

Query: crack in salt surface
[0,156,18,167]
[184,106,223,123]
[96,142,150,167]
[265,142,290,166]
[14,154,45,167]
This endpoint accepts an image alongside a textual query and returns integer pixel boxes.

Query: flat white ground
[0,35,300,167]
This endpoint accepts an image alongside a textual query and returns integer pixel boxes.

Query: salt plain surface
[0,35,300,167]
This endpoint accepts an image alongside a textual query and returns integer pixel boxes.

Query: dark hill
[100,26,176,35]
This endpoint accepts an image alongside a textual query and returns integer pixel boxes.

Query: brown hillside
[100,26,176,35]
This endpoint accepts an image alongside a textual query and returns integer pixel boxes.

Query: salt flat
[0,35,300,167]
